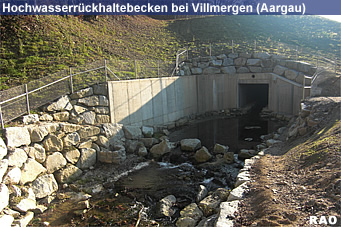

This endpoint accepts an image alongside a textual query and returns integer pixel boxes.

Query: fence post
[0,105,4,129]
[157,60,160,78]
[296,46,298,61]
[104,59,108,82]
[335,58,337,74]
[25,84,30,115]
[302,76,306,99]
[134,60,138,79]
[254,40,257,53]
[69,67,73,94]
[232,40,234,53]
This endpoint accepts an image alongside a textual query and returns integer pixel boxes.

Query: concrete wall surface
[108,73,303,126]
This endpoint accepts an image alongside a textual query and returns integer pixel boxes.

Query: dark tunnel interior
[239,83,269,112]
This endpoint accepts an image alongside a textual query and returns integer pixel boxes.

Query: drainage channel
[36,114,285,226]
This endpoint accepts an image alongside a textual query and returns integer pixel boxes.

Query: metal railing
[0,39,339,128]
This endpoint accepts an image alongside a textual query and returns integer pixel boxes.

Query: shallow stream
[37,115,284,226]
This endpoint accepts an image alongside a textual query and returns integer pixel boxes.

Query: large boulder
[43,135,63,152]
[0,159,8,182]
[13,188,36,212]
[198,195,221,217]
[157,195,176,217]
[5,127,31,148]
[78,126,101,139]
[203,67,221,74]
[55,164,83,184]
[32,174,58,199]
[0,184,9,212]
[97,146,126,164]
[8,148,28,168]
[28,126,49,143]
[150,140,171,159]
[78,96,100,106]
[213,144,229,154]
[59,123,81,133]
[46,96,71,112]
[180,139,201,152]
[0,137,7,160]
[63,148,80,164]
[70,87,93,99]
[45,152,67,173]
[123,126,142,139]
[77,148,96,169]
[26,144,46,163]
[82,111,96,125]
[216,201,240,227]
[63,132,80,147]
[141,126,154,138]
[194,146,212,163]
[20,158,47,185]
[102,123,125,144]
[227,182,248,201]
[3,167,21,184]
[179,203,203,223]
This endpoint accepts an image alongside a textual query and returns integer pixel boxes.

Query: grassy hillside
[0,15,340,90]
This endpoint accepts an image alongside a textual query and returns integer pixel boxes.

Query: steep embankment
[235,97,341,226]
[1,15,340,90]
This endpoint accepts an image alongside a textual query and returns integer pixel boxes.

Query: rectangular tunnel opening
[239,84,269,112]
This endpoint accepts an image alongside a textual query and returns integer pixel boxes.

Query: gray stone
[158,195,176,217]
[43,135,63,152]
[94,107,109,114]
[83,111,96,125]
[246,59,262,66]
[266,139,281,147]
[150,140,171,159]
[53,111,70,121]
[253,52,271,59]
[13,211,34,227]
[222,58,234,66]
[46,96,71,112]
[249,66,263,73]
[238,149,256,159]
[5,127,31,148]
[180,203,203,222]
[14,197,36,213]
[0,159,8,182]
[181,139,201,152]
[235,171,251,187]
[198,195,221,217]
[195,146,212,163]
[191,67,203,75]
[239,53,252,58]
[123,125,142,139]
[45,152,67,173]
[77,148,96,169]
[142,126,154,138]
[78,126,101,139]
[176,217,197,227]
[96,115,110,124]
[210,60,223,66]
[221,66,236,74]
[39,113,53,121]
[138,146,148,157]
[8,148,27,168]
[203,67,220,74]
[28,126,49,143]
[0,138,7,160]
[234,57,247,66]
[55,164,83,184]
[93,84,108,95]
[196,185,208,203]
[197,215,218,227]
[96,135,109,148]
[59,123,81,133]
[125,140,143,153]
[261,59,274,68]
[32,174,58,199]
[140,138,158,148]
[102,123,124,140]
[78,96,99,106]
[70,87,93,99]
[63,132,80,147]
[73,105,88,115]
[284,69,299,80]
[236,67,250,73]
[216,54,227,59]
[224,152,235,164]
[78,140,92,149]
[99,95,109,106]
[0,215,14,226]
[198,62,210,68]
[20,158,47,185]
[0,184,9,212]
[3,167,21,184]
[216,201,240,227]
[27,144,46,163]
[213,144,228,154]
[228,182,248,201]
[228,53,238,58]
[64,148,80,164]
[23,114,39,125]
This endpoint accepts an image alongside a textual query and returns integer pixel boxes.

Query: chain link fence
[0,39,339,128]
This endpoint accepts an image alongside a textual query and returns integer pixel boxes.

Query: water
[36,115,284,226]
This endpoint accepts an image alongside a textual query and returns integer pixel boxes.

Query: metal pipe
[104,59,108,82]
[70,67,74,94]
[0,105,4,129]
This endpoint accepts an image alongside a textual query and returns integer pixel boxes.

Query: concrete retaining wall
[108,72,304,126]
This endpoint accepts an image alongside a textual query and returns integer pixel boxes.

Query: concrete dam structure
[108,53,316,126]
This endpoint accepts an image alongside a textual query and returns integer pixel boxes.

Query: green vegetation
[0,15,339,90]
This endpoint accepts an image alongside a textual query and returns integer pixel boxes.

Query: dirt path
[235,98,341,226]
